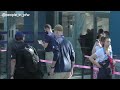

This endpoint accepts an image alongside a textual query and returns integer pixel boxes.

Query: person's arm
[92,41,102,54]
[38,40,48,48]
[41,42,48,48]
[42,35,50,48]
[49,60,57,76]
[10,47,16,79]
[49,48,59,75]
[51,49,59,67]
[92,42,97,54]
[11,59,16,78]
[88,54,101,68]
[69,42,75,72]
[66,42,75,78]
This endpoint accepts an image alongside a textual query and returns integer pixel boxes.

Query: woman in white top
[92,34,104,79]
[89,37,115,79]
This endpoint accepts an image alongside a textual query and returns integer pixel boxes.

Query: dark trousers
[97,68,112,79]
[14,68,40,79]
[97,60,112,79]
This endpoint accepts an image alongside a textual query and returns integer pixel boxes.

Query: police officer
[10,31,26,79]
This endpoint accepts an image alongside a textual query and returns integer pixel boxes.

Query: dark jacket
[11,40,26,60]
[53,36,75,72]
[11,40,41,79]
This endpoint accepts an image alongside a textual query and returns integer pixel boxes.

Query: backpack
[15,43,40,74]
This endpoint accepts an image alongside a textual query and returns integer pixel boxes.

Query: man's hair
[44,24,51,29]
[87,29,91,33]
[54,24,63,31]
[98,29,104,34]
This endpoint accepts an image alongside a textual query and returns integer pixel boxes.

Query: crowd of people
[9,23,116,79]
[79,28,115,79]
[10,24,75,79]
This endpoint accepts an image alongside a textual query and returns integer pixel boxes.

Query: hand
[38,40,43,45]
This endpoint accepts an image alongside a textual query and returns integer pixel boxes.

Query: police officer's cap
[15,31,24,39]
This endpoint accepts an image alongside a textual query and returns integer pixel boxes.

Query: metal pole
[6,11,16,79]
[34,11,38,49]
[91,12,97,79]
[54,11,59,26]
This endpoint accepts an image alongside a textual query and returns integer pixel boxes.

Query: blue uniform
[44,32,55,52]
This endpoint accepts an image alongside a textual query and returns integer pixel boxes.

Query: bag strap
[29,45,38,56]
[54,37,65,66]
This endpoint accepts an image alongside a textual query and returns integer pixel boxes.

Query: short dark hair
[87,29,91,33]
[44,24,51,29]
[98,29,104,34]
[104,31,110,36]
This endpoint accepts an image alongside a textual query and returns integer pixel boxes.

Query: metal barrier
[1,49,120,76]
[84,55,120,75]
[40,57,120,76]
